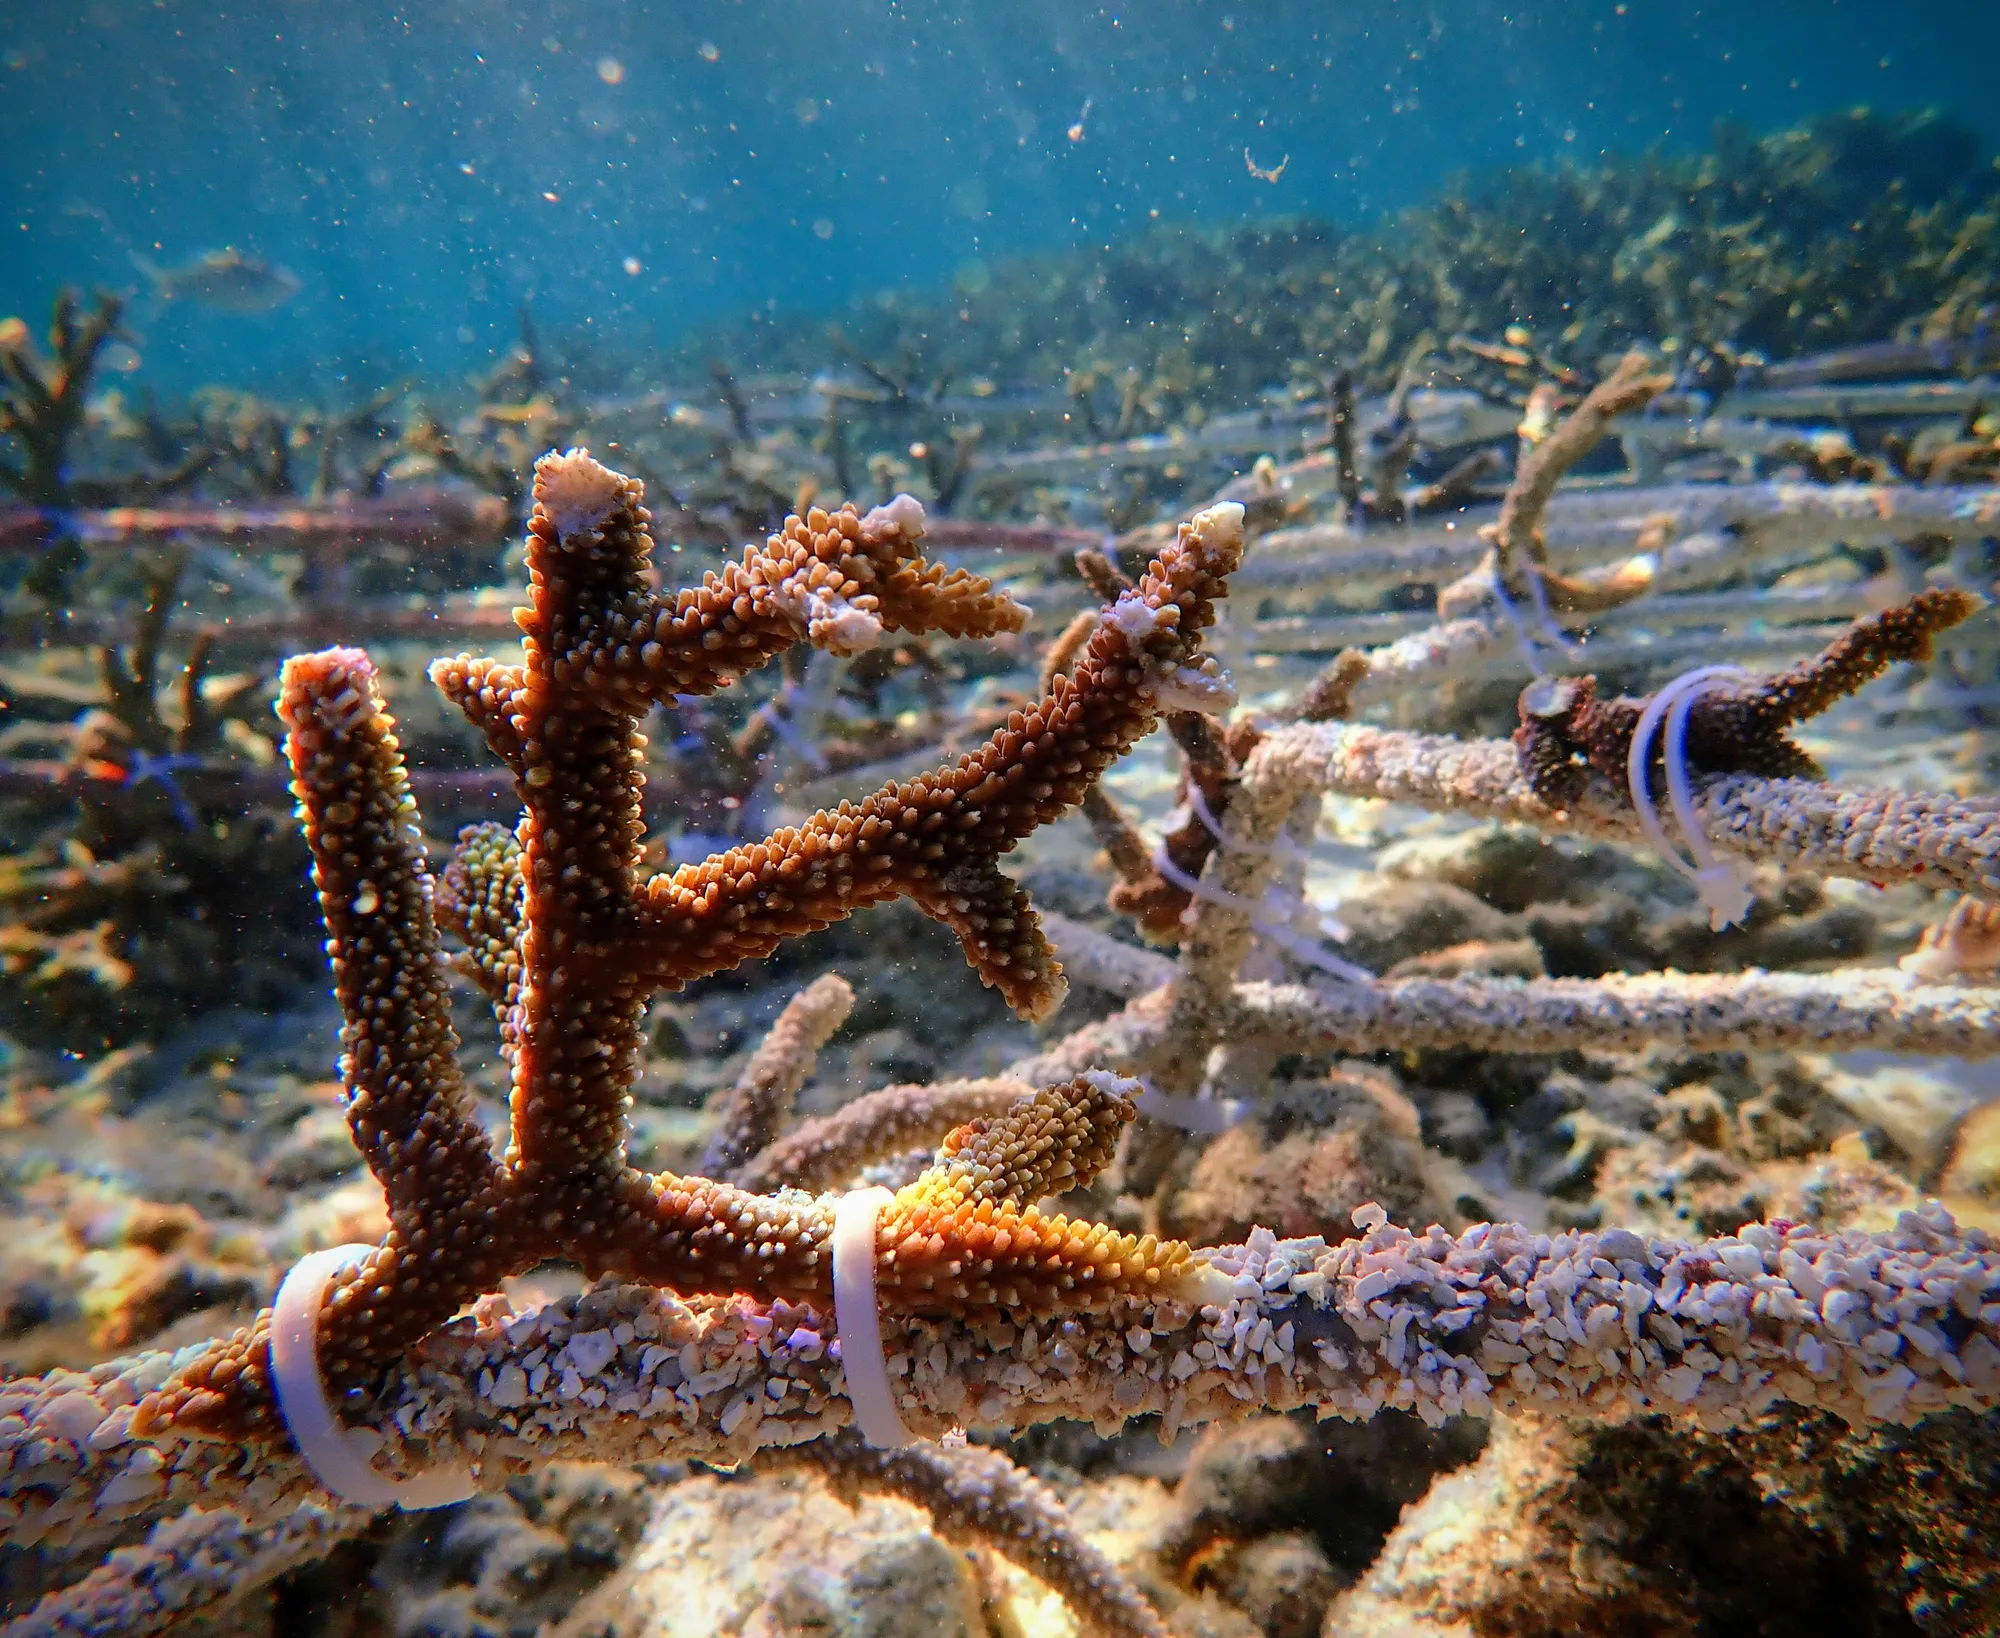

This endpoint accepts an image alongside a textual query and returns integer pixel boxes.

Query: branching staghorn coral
[1514,586,1981,805]
[1285,353,1678,722]
[1234,480,2000,606]
[1018,589,2000,1119]
[1018,968,2000,1085]
[13,1176,2000,1595]
[1240,713,2000,909]
[732,1077,1033,1194]
[117,448,1244,1450]
[0,293,132,509]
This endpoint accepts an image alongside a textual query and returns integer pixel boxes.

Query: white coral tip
[535,447,628,544]
[1696,863,1756,932]
[859,492,927,545]
[1188,499,1245,545]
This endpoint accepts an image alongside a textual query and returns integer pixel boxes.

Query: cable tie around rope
[1487,566,1577,678]
[832,1187,916,1448]
[270,1243,475,1511]
[1626,663,1756,932]
[1151,845,1375,985]
[1184,781,1296,860]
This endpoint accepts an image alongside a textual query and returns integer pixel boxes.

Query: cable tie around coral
[1150,845,1375,985]
[270,1244,475,1511]
[832,1186,916,1448]
[1132,1076,1247,1135]
[1183,781,1298,861]
[1626,663,1756,931]
[1487,566,1577,679]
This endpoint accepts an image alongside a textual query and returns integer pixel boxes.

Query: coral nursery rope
[270,1245,475,1510]
[1627,663,1757,931]
[832,1187,917,1448]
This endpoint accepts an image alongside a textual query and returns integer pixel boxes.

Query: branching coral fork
[114,449,1245,1453]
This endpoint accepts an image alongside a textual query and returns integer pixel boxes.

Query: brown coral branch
[122,450,1243,1448]
[1487,350,1671,584]
[733,1079,1032,1193]
[699,974,855,1178]
[768,1433,1168,1638]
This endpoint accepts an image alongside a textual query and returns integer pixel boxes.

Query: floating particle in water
[796,97,820,124]
[1067,96,1093,143]
[697,41,719,62]
[811,219,834,241]
[597,55,624,84]
[543,191,560,203]
[1244,148,1289,183]
[623,256,642,275]
[101,341,142,373]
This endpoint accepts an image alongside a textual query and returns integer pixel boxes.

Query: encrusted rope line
[270,1245,474,1510]
[831,1187,917,1449]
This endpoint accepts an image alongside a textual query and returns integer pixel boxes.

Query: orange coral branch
[127,449,1243,1447]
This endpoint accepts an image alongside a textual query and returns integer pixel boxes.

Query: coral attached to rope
[121,448,1246,1451]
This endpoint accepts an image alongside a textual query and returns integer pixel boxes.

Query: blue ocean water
[4,1,1997,396]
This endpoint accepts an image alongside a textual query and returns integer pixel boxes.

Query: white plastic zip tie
[1626,663,1756,931]
[831,1186,916,1448]
[1184,781,1297,861]
[1150,846,1376,985]
[1133,1077,1247,1135]
[270,1243,475,1510]
[1487,566,1578,678]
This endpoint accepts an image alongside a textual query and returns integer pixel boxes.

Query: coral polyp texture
[116,448,1246,1449]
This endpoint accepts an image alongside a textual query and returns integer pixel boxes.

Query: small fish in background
[135,247,301,313]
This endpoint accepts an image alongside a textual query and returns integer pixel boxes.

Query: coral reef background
[6,5,2000,1635]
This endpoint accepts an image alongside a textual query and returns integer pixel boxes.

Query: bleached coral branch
[1244,720,2000,904]
[2,1501,369,1638]
[1011,966,2000,1082]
